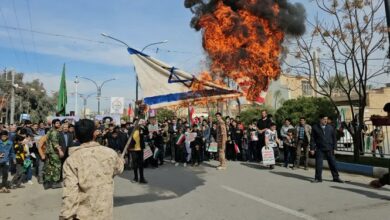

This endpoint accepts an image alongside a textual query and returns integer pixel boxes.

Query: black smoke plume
[184,0,306,36]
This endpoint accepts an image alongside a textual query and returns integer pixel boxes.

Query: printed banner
[261,147,275,166]
[207,142,218,152]
[110,97,125,114]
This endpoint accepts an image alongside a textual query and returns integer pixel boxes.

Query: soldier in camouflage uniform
[43,119,63,189]
[60,119,124,220]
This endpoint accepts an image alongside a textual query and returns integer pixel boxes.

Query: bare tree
[285,0,389,161]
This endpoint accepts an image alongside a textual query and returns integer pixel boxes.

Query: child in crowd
[184,127,192,167]
[191,125,203,166]
[248,122,259,162]
[283,130,296,169]
[11,135,28,189]
[0,130,15,193]
[22,134,33,185]
[175,127,186,167]
[264,123,281,169]
[242,130,249,162]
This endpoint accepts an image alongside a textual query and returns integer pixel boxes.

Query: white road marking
[221,185,317,220]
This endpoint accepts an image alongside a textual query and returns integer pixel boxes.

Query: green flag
[57,64,67,116]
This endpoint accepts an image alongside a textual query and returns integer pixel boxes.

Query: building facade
[265,73,316,109]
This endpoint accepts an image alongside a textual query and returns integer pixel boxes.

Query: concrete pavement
[1,160,389,220]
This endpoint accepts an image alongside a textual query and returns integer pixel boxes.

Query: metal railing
[336,121,390,158]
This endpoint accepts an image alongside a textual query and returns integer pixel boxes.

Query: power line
[25,0,40,74]
[0,24,207,57]
[11,0,30,67]
[0,24,121,46]
[143,46,203,55]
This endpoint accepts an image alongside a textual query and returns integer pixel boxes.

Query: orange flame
[197,1,284,101]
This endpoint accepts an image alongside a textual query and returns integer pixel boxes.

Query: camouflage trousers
[218,141,226,167]
[43,153,61,183]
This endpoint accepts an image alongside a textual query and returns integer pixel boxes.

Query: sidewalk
[307,158,389,178]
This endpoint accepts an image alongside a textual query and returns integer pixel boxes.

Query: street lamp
[100,33,168,116]
[74,76,80,116]
[141,40,169,52]
[78,76,115,115]
[79,93,95,118]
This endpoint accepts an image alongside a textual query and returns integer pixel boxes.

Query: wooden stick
[121,120,140,159]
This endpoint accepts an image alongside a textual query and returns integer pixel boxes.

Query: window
[302,81,312,96]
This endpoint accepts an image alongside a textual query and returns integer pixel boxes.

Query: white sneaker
[27,180,33,185]
[175,162,179,167]
[184,163,187,167]
[171,160,176,164]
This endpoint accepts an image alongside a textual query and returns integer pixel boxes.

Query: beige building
[330,84,390,122]
[365,85,390,118]
[265,73,316,109]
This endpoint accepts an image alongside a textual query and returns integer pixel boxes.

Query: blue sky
[0,0,388,114]
[0,0,206,113]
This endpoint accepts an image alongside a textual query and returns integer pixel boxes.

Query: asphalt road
[1,160,389,220]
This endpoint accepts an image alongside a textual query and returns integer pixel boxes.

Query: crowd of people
[2,109,390,193]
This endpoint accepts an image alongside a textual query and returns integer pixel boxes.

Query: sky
[0,0,388,114]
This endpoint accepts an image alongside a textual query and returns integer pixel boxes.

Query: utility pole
[97,87,101,115]
[10,70,15,124]
[74,76,79,116]
[135,75,139,116]
[384,0,390,55]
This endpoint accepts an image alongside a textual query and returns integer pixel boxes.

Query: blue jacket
[0,140,15,164]
[310,124,337,151]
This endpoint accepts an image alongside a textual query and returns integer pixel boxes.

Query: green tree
[274,97,337,128]
[156,108,175,122]
[1,71,56,123]
[239,105,274,126]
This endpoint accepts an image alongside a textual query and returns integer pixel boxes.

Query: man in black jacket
[310,115,343,183]
[59,123,74,160]
[257,110,272,161]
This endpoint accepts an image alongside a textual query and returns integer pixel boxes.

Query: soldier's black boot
[139,178,148,184]
[51,181,63,189]
[38,176,44,184]
[43,182,52,190]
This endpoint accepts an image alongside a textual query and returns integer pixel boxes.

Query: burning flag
[185,0,306,101]
[127,47,242,108]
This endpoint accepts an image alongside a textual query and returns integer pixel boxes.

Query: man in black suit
[59,123,74,160]
[310,114,343,183]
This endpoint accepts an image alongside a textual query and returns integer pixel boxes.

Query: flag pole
[121,120,140,159]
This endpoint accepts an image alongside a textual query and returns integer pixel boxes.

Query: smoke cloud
[185,0,306,36]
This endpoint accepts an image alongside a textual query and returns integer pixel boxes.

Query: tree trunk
[352,129,361,162]
[352,107,366,162]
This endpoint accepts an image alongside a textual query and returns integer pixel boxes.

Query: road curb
[307,158,388,178]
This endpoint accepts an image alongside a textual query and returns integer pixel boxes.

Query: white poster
[110,97,124,114]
